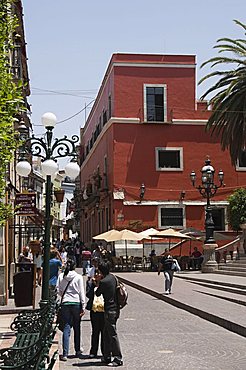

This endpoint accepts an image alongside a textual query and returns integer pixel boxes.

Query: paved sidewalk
[0,270,246,369]
[116,271,246,337]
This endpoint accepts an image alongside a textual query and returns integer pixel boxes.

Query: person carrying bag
[86,269,105,359]
[56,259,86,362]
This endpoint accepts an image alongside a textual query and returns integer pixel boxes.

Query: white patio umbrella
[138,227,159,257]
[152,228,191,251]
[109,229,144,261]
[93,229,121,242]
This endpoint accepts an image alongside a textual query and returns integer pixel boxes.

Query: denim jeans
[103,310,122,361]
[61,304,81,356]
[164,270,174,292]
[90,311,105,356]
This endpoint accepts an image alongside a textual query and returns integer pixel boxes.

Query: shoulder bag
[56,277,72,332]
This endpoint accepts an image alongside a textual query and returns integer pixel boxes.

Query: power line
[32,99,95,127]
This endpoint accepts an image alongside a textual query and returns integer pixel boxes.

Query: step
[175,273,246,289]
[224,263,246,268]
[214,270,246,277]
[219,265,246,271]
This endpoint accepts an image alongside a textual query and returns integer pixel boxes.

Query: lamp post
[16,112,80,303]
[190,157,224,272]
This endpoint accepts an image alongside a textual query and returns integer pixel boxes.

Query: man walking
[96,261,123,367]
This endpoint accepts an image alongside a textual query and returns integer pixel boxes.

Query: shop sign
[15,193,36,215]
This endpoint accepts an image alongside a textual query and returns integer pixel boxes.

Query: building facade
[79,53,246,247]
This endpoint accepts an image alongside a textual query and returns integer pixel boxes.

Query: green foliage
[227,188,246,231]
[0,0,25,224]
[199,20,246,166]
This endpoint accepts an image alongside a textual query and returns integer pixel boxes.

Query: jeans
[90,311,105,356]
[103,310,122,361]
[82,260,90,275]
[164,270,174,292]
[61,304,82,356]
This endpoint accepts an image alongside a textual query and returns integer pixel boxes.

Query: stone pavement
[58,283,246,369]
[1,271,246,369]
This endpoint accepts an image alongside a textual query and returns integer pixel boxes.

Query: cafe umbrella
[152,228,191,251]
[138,227,159,258]
[107,229,144,267]
[93,229,121,242]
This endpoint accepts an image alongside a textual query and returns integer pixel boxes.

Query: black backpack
[114,276,128,309]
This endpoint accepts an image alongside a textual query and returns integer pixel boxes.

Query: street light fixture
[190,157,224,244]
[16,112,80,303]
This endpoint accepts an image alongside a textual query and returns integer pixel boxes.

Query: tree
[0,0,24,224]
[228,188,246,253]
[228,188,246,230]
[199,20,246,166]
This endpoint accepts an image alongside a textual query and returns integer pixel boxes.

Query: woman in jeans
[57,259,86,361]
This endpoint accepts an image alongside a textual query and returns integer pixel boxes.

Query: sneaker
[89,354,96,358]
[60,356,67,362]
[107,360,123,367]
[164,290,169,295]
[101,357,111,364]
[75,350,83,357]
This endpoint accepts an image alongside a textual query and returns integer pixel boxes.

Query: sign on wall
[15,193,37,216]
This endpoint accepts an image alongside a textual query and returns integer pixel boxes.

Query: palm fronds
[199,20,246,165]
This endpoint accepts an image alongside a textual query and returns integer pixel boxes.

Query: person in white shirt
[57,259,86,361]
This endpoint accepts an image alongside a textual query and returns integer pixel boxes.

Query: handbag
[171,259,181,272]
[56,278,72,332]
[92,288,104,312]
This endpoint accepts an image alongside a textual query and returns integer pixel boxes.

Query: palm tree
[199,20,246,166]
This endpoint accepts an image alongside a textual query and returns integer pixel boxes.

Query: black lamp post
[16,113,80,303]
[190,157,224,244]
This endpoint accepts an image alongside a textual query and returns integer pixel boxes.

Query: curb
[117,275,246,339]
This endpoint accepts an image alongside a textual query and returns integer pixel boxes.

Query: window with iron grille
[156,147,183,171]
[160,207,184,227]
[236,150,246,170]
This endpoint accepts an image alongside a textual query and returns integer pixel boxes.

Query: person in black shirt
[96,261,123,367]
[158,249,174,294]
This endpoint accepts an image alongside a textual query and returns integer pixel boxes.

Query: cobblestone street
[59,285,246,370]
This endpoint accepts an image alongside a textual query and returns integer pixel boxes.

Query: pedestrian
[158,248,174,295]
[57,259,86,362]
[49,247,62,291]
[82,247,92,275]
[33,248,43,286]
[86,268,105,358]
[75,239,82,267]
[95,261,123,367]
[65,241,76,263]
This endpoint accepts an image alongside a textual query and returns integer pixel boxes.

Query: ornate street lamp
[16,112,80,303]
[190,157,224,273]
[190,157,224,244]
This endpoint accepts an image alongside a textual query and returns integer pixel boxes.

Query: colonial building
[0,0,31,304]
[79,53,246,248]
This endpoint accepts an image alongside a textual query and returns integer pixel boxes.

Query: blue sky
[22,0,245,161]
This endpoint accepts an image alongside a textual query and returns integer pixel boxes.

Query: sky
[22,0,246,166]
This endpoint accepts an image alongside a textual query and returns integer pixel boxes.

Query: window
[236,150,246,170]
[156,147,183,171]
[108,95,112,119]
[211,208,225,231]
[103,110,107,125]
[144,84,167,122]
[159,207,185,228]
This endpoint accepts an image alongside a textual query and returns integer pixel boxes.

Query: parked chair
[111,256,123,271]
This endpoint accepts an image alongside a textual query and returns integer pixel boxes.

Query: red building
[79,53,246,247]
